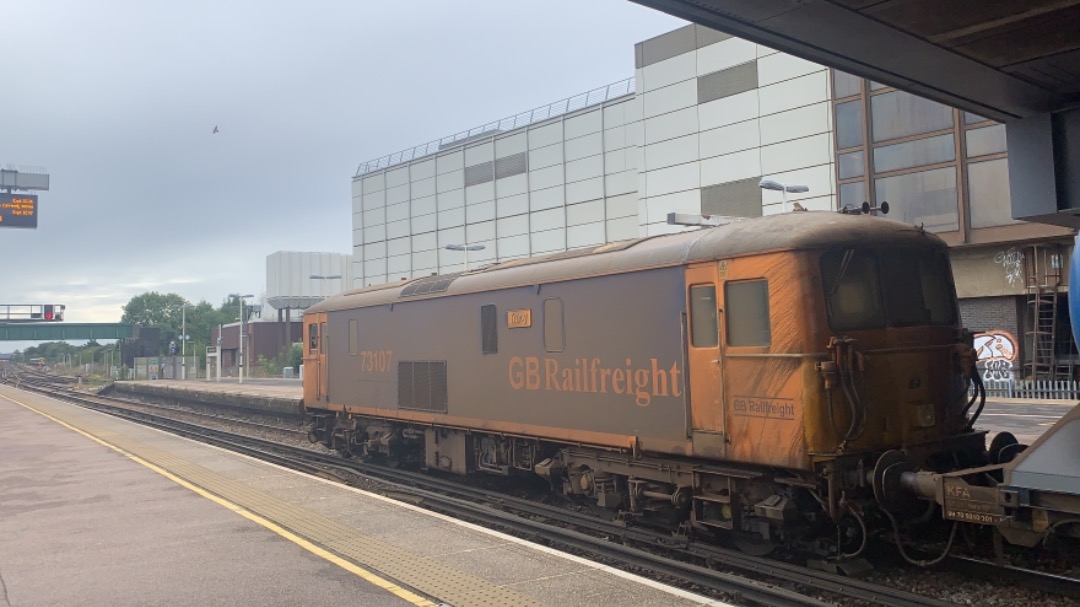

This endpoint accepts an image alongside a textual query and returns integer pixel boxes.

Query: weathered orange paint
[685,263,724,447]
[720,253,811,470]
[301,313,327,407]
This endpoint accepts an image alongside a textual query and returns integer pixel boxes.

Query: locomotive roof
[310,211,944,312]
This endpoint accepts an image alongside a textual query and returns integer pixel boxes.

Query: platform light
[230,294,254,384]
[759,179,809,214]
[445,243,486,272]
[309,274,342,301]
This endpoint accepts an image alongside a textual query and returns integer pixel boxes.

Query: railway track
[5,371,1078,606]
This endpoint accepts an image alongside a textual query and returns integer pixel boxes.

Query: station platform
[0,384,726,607]
[111,378,303,417]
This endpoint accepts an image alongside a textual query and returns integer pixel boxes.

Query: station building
[351,23,1078,380]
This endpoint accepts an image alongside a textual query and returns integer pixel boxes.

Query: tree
[121,292,238,357]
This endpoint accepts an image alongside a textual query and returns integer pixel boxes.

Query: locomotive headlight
[916,403,936,427]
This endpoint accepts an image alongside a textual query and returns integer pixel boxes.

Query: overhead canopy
[630,0,1080,122]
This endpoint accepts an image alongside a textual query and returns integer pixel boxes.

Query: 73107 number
[360,350,393,373]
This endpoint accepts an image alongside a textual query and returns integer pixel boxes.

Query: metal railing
[354,77,635,177]
[979,378,1080,400]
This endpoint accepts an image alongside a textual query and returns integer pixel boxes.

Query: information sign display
[0,193,37,228]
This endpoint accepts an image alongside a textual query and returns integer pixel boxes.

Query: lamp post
[180,302,194,380]
[309,274,342,300]
[231,294,254,384]
[444,243,486,272]
[758,179,809,214]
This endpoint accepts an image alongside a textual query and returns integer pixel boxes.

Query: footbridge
[0,323,136,341]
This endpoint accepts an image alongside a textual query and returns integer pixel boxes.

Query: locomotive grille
[398,361,448,412]
[401,274,458,297]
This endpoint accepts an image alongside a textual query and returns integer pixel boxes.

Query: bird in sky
[212,126,219,134]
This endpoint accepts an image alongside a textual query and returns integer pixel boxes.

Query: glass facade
[831,70,1023,238]
[968,158,1017,229]
[873,134,954,173]
[871,91,954,142]
[875,167,959,232]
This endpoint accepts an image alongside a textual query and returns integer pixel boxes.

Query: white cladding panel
[266,251,354,305]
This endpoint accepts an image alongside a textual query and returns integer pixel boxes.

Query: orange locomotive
[303,211,987,555]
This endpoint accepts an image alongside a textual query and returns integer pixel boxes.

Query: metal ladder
[1025,245,1063,380]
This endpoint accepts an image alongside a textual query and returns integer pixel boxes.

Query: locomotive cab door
[686,262,726,457]
[303,314,328,404]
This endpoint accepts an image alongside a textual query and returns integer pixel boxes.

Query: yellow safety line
[0,393,436,607]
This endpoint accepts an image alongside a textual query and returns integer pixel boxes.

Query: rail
[354,77,635,177]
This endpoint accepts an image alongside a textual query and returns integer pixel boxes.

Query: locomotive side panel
[324,266,691,452]
[720,252,812,470]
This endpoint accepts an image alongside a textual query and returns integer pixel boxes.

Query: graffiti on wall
[994,248,1026,286]
[973,330,1018,382]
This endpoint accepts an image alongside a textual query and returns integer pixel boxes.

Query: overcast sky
[0,0,683,346]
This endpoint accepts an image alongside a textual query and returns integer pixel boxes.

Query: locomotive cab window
[821,248,956,330]
[689,285,719,347]
[725,280,771,346]
[543,298,564,352]
[308,323,318,351]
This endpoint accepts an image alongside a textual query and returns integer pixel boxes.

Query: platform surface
[0,384,726,607]
[121,377,302,399]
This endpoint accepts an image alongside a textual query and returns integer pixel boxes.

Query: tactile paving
[23,398,546,607]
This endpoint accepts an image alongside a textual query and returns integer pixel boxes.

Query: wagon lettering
[945,484,970,499]
[508,356,682,407]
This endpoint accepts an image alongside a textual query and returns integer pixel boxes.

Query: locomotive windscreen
[821,247,956,331]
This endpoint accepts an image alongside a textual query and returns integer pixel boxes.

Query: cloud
[0,0,684,350]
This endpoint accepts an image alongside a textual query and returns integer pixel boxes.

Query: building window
[838,151,864,179]
[481,305,497,355]
[836,100,864,150]
[690,285,718,348]
[840,181,866,208]
[348,319,358,355]
[873,133,955,173]
[726,280,771,347]
[832,70,862,99]
[871,90,954,142]
[543,298,564,352]
[965,124,1007,158]
[874,167,959,232]
[968,158,1019,229]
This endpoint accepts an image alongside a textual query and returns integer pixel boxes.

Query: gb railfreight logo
[508,356,682,407]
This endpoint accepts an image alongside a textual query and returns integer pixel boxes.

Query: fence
[354,77,635,176]
[978,379,1080,400]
